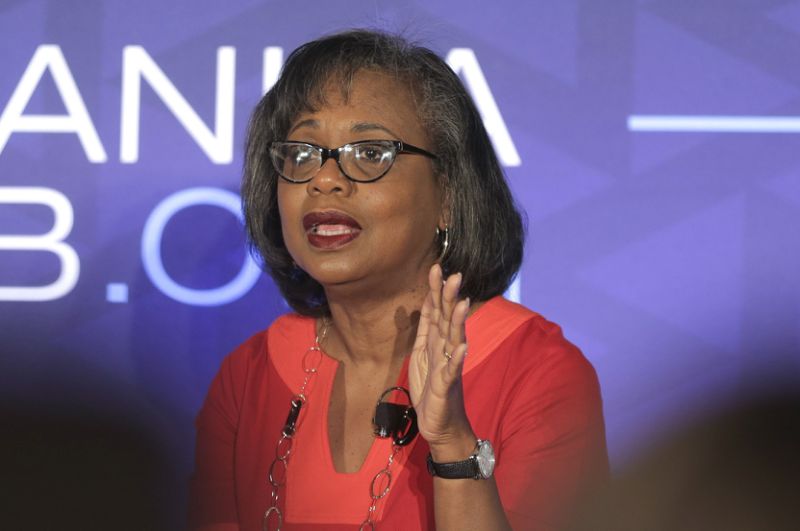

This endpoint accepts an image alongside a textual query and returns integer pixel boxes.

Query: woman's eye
[359,146,386,163]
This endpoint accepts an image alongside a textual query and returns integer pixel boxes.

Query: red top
[189,297,608,531]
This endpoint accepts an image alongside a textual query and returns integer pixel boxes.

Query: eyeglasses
[269,140,437,183]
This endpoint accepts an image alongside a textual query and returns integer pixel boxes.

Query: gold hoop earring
[435,225,449,262]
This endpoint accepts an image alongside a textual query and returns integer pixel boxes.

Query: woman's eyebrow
[288,119,318,135]
[351,122,400,138]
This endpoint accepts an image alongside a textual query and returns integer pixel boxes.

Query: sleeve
[188,336,261,530]
[495,322,609,531]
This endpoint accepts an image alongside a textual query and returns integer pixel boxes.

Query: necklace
[262,321,418,531]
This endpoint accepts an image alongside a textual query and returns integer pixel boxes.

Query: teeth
[318,229,354,236]
[311,224,357,236]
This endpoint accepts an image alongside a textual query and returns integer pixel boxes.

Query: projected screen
[2,0,798,524]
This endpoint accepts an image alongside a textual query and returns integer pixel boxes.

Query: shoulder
[217,312,314,380]
[512,311,598,393]
[467,297,600,402]
[265,312,315,356]
[200,313,313,419]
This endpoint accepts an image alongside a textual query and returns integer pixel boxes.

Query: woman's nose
[307,158,352,196]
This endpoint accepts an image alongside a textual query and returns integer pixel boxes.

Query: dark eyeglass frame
[269,139,438,183]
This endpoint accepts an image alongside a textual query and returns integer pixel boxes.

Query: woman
[190,30,608,531]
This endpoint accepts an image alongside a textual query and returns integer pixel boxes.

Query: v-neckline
[317,351,413,476]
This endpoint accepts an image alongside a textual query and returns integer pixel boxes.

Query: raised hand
[408,264,475,452]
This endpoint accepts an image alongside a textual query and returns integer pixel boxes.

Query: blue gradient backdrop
[2,0,799,524]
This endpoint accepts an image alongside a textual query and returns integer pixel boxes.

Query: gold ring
[443,351,452,361]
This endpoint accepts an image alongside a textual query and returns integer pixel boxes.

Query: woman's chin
[302,262,369,289]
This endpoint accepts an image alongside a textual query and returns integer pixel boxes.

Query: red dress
[189,297,608,530]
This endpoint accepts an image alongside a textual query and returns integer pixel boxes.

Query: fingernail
[465,297,471,308]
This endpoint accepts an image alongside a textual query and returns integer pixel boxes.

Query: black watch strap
[426,453,480,479]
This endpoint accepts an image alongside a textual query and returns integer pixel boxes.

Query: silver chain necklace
[262,322,413,531]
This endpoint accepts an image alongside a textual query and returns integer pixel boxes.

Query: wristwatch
[426,439,496,480]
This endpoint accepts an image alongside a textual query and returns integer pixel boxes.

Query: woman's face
[277,70,443,296]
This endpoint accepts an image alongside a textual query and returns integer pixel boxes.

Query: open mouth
[302,210,362,249]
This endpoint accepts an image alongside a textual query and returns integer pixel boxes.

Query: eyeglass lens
[271,142,398,183]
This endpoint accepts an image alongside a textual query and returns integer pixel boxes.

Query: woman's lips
[302,211,362,249]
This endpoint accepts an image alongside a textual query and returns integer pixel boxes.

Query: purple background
[2,0,799,524]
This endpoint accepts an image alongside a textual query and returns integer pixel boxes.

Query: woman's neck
[320,284,427,367]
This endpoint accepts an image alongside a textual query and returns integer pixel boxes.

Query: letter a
[446,48,521,167]
[0,45,107,162]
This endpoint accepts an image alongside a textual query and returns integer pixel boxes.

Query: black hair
[242,29,525,317]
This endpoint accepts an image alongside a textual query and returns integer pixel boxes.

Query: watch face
[476,440,496,478]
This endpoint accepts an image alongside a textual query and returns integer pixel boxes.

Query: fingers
[448,297,469,349]
[427,264,468,377]
[430,265,465,344]
[428,264,444,341]
[428,264,462,326]
[444,297,469,378]
[439,273,461,339]
[446,341,469,381]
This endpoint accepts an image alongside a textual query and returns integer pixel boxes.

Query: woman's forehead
[300,70,416,111]
[287,70,425,140]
